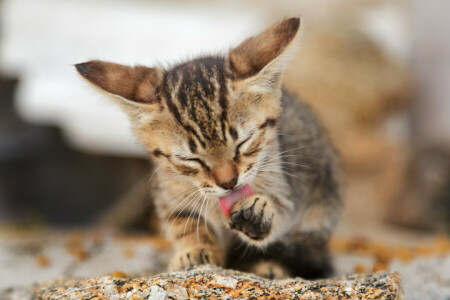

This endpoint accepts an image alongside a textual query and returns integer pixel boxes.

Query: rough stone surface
[30,265,403,300]
[2,230,448,299]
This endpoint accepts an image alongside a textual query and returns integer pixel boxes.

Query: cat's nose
[217,175,238,190]
[212,160,238,190]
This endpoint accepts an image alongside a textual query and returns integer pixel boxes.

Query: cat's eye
[176,156,210,171]
[234,134,253,161]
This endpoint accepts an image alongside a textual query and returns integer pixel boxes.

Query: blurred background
[0,0,449,298]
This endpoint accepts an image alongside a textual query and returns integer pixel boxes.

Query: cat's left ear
[75,60,163,106]
[228,17,300,92]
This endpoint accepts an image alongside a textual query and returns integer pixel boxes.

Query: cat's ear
[75,60,163,105]
[228,17,300,90]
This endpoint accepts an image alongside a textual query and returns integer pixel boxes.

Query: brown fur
[229,18,300,78]
[75,18,341,279]
[75,61,163,103]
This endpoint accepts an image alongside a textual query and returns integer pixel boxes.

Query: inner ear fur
[229,17,300,79]
[75,60,163,104]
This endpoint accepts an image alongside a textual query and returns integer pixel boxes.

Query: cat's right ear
[75,60,163,106]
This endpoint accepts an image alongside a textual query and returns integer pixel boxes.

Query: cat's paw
[229,194,274,240]
[250,260,291,279]
[168,246,223,271]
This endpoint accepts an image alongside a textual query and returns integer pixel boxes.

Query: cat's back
[278,91,339,203]
[279,90,333,154]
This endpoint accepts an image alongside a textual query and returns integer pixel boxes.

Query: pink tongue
[219,184,254,217]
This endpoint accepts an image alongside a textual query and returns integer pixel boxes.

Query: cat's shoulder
[280,89,322,130]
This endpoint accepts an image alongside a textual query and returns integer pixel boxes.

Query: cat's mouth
[218,184,254,217]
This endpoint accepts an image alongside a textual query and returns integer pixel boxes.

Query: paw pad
[229,196,273,240]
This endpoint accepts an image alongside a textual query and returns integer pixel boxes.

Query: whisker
[182,193,203,248]
[267,145,307,157]
[160,188,201,236]
[258,154,314,165]
[164,191,200,243]
[204,197,210,236]
[147,166,162,186]
[258,168,309,183]
[196,195,207,248]
[177,191,202,247]
[258,161,313,170]
[161,186,199,209]
[259,147,324,164]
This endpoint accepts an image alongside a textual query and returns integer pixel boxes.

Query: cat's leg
[280,232,334,279]
[279,175,341,279]
[249,235,333,279]
[166,213,225,271]
[226,239,291,279]
[227,175,340,279]
[228,235,332,280]
[154,176,226,271]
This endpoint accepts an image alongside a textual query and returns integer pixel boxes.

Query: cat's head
[75,18,300,198]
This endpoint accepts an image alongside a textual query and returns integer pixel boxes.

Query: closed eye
[176,156,210,172]
[234,133,254,161]
[242,146,261,157]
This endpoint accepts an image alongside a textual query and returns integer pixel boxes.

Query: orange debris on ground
[331,234,450,272]
[64,231,89,261]
[35,254,51,268]
[354,263,367,273]
[112,271,128,278]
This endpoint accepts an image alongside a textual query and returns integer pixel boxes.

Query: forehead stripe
[188,138,197,153]
[162,71,207,148]
[161,56,231,147]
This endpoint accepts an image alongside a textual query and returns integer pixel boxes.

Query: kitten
[75,18,341,279]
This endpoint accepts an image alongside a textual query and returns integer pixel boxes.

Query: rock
[32,265,403,299]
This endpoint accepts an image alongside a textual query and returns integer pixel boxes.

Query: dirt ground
[0,221,448,300]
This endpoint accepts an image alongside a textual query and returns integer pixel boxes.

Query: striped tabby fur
[76,18,341,279]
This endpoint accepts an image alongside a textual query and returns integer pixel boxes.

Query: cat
[75,17,341,279]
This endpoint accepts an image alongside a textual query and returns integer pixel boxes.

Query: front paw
[229,194,274,240]
[168,246,223,271]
